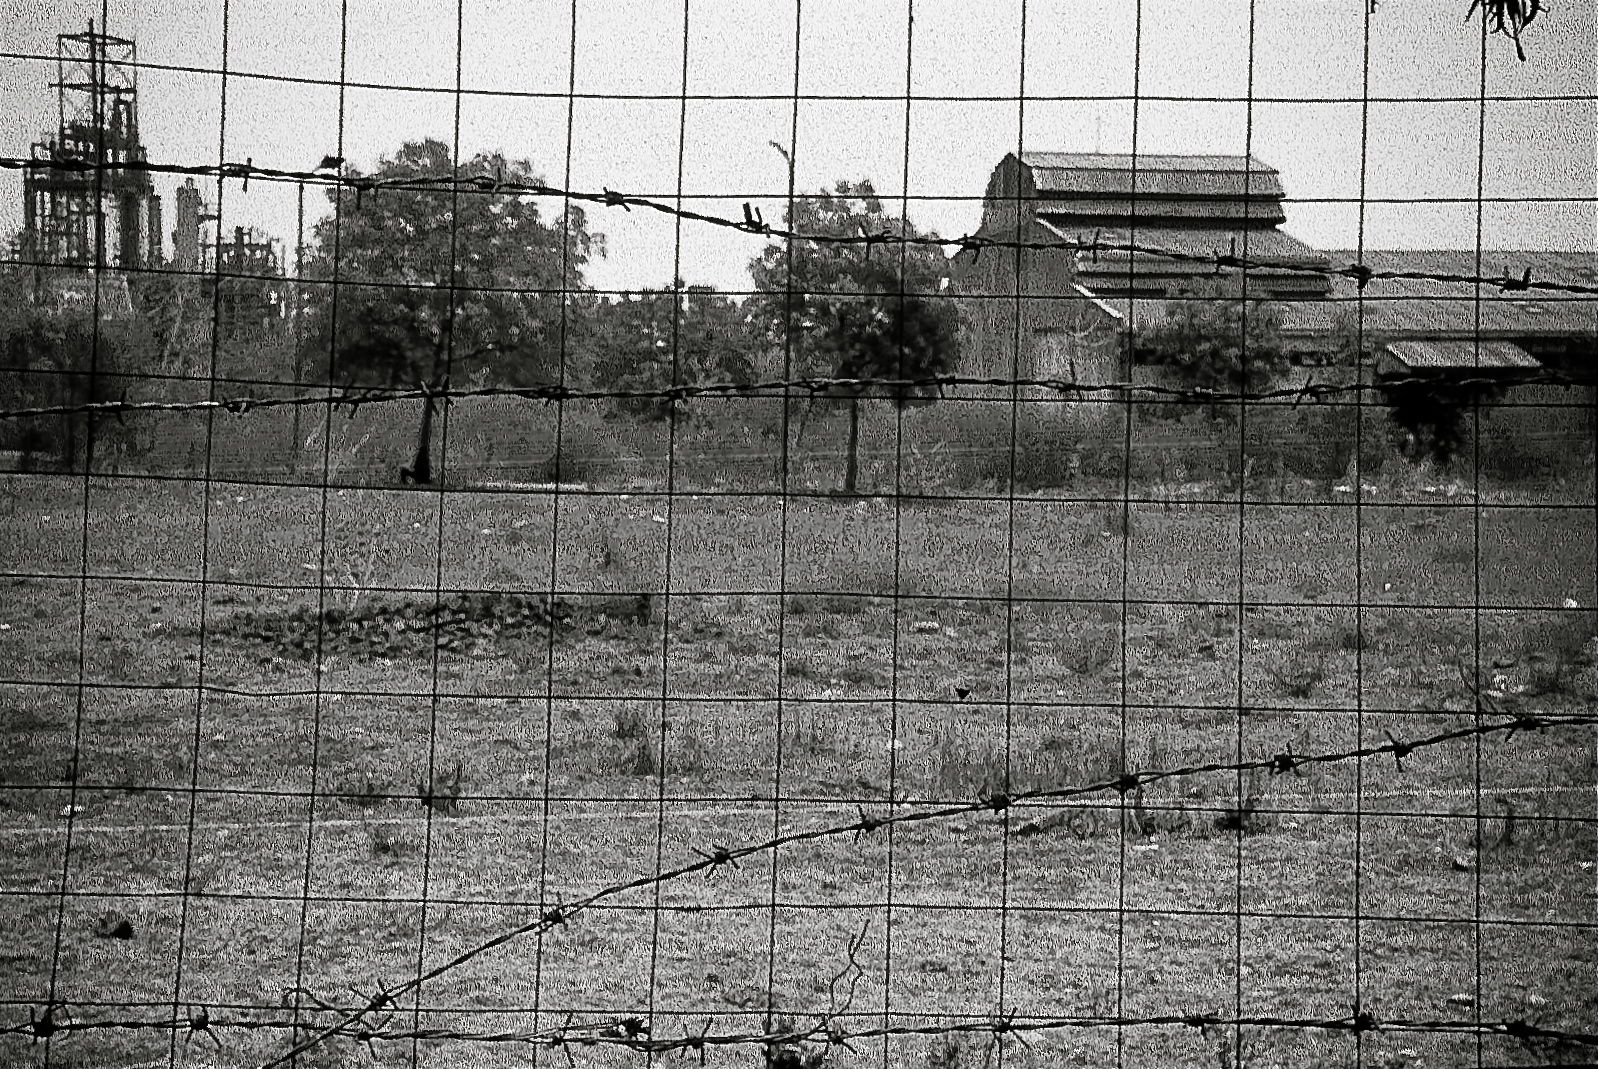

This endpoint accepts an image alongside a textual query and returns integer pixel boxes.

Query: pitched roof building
[969,151,1332,303]
[953,150,1596,386]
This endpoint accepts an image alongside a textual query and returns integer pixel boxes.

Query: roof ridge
[1020,150,1278,170]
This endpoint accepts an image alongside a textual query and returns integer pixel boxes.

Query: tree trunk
[844,395,861,494]
[401,396,436,486]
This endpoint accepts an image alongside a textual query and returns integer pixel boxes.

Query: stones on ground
[219,591,578,662]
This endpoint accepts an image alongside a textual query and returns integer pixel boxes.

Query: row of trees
[3,137,1485,482]
[298,139,960,490]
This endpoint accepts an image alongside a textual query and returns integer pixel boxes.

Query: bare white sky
[3,0,1594,293]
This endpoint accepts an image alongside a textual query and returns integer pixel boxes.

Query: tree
[298,139,603,482]
[583,282,757,424]
[1134,278,1293,421]
[824,292,961,492]
[747,179,959,492]
[0,266,152,472]
[1383,376,1506,468]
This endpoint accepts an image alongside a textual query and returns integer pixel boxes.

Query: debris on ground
[218,591,577,661]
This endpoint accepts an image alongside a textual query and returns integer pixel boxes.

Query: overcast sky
[2,0,1594,294]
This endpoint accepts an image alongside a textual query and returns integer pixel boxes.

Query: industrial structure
[21,23,161,283]
[214,224,290,337]
[17,18,285,336]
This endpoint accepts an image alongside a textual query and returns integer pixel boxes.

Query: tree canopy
[583,282,757,423]
[748,179,960,491]
[299,139,603,390]
[1135,278,1293,419]
[0,268,153,470]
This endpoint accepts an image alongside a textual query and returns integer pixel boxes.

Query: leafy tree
[299,139,603,482]
[1383,377,1506,468]
[1134,278,1293,421]
[0,266,152,471]
[583,282,757,423]
[820,293,960,492]
[747,179,959,492]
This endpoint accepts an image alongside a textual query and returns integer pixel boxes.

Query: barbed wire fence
[1,2,1595,1069]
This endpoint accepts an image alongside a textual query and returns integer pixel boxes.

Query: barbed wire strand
[5,1002,1595,1058]
[2,154,1596,297]
[0,369,1589,425]
[130,708,1592,1067]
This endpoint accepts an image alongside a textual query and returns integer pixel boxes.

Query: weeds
[1312,620,1367,654]
[1211,1025,1265,1069]
[622,736,658,777]
[417,759,464,815]
[335,769,388,809]
[615,705,653,742]
[1475,797,1592,854]
[780,704,853,759]
[929,723,1005,798]
[799,615,842,640]
[668,723,709,777]
[926,1032,984,1069]
[1215,768,1271,836]
[615,706,659,776]
[833,660,883,688]
[783,655,818,682]
[365,820,413,861]
[1519,610,1595,696]
[1266,647,1328,697]
[1062,625,1119,676]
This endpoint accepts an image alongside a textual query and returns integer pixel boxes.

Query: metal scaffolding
[21,21,160,280]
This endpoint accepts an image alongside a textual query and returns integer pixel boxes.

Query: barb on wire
[12,1003,1593,1061]
[2,153,1596,297]
[245,711,1598,1069]
[0,369,1584,426]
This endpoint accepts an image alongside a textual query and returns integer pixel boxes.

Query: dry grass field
[1,474,1595,1069]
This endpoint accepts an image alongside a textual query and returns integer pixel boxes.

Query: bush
[1266,648,1329,697]
[1063,625,1120,676]
[896,397,1123,492]
[1519,610,1597,696]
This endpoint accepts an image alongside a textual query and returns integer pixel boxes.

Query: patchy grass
[1265,648,1330,698]
[0,476,1594,1069]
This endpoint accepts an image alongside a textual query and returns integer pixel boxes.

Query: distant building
[952,150,1597,468]
[171,177,206,273]
[952,152,1332,389]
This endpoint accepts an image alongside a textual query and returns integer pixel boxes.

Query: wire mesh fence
[0,2,1595,1069]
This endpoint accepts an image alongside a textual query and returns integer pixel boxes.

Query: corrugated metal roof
[1020,152,1285,200]
[1313,250,1598,337]
[1384,339,1541,370]
[1023,152,1278,173]
[1035,197,1286,222]
[1038,220,1329,272]
[1085,250,1597,340]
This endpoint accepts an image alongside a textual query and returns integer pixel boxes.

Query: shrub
[1063,625,1120,676]
[615,705,653,743]
[335,769,388,808]
[1312,621,1367,654]
[1266,648,1328,697]
[1519,610,1597,696]
[535,401,640,487]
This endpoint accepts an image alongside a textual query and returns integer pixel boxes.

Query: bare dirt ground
[1,474,1594,1069]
